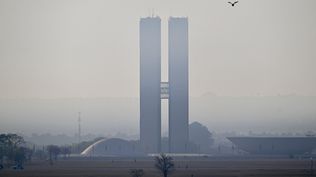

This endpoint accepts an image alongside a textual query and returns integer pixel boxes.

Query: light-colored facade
[139,17,161,153]
[168,17,189,153]
[140,17,188,154]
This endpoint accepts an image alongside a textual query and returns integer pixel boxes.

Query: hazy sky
[1,0,316,99]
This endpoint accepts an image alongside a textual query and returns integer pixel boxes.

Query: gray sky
[1,0,316,99]
[1,0,316,136]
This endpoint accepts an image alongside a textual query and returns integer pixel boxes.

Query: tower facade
[139,17,161,153]
[139,17,188,154]
[168,17,189,153]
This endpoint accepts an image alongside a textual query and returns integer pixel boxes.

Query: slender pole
[78,112,81,154]
[78,112,81,144]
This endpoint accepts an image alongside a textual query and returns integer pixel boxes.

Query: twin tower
[140,17,189,153]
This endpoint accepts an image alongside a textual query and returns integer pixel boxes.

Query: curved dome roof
[81,138,142,156]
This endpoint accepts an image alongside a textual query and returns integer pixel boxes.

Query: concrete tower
[168,17,189,153]
[139,17,188,154]
[139,17,161,153]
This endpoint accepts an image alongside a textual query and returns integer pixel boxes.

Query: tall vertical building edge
[168,17,189,153]
[140,16,189,154]
[139,17,161,153]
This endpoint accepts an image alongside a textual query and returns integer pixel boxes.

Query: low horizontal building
[228,137,316,155]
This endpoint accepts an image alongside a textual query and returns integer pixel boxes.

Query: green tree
[14,147,27,166]
[0,134,26,167]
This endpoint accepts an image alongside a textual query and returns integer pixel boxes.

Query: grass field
[0,157,314,177]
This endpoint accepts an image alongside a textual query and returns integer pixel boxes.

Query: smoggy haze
[1,0,316,98]
[0,0,316,136]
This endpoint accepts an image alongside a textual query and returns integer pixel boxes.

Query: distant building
[139,17,189,154]
[139,17,162,153]
[228,137,316,155]
[168,17,189,153]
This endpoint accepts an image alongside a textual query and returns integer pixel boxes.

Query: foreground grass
[0,158,312,177]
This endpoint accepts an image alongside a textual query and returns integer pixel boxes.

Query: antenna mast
[78,112,81,144]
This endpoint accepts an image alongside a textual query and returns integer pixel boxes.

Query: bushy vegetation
[0,133,77,168]
[0,134,31,168]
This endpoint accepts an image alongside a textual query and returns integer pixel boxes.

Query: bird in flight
[228,1,238,6]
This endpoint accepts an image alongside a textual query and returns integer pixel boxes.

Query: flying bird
[228,1,238,6]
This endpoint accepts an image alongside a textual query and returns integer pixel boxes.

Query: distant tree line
[0,133,81,168]
[45,145,72,165]
[29,136,105,164]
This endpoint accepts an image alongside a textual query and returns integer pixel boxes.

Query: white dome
[81,138,143,156]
